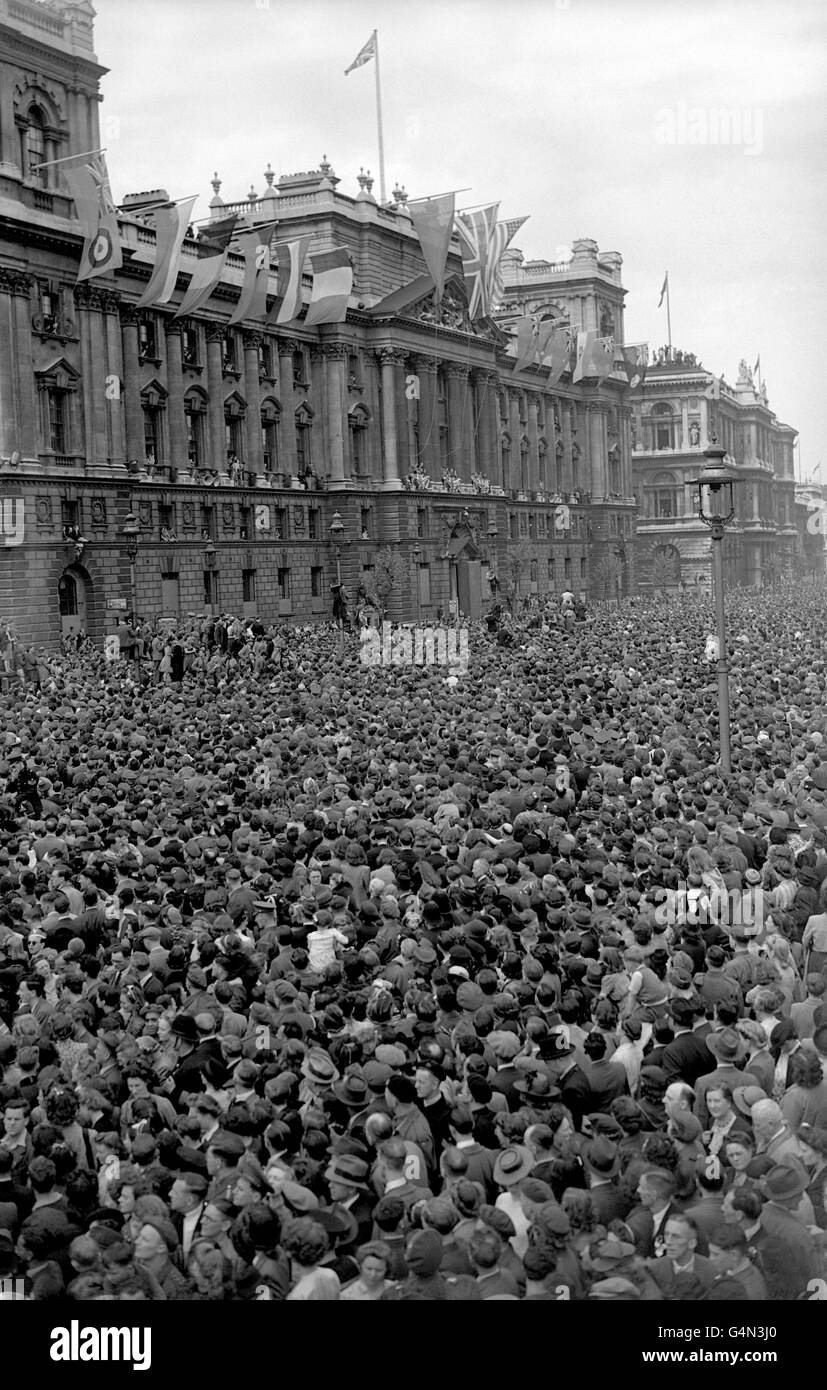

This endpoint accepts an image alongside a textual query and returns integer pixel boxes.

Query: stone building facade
[630,348,798,592]
[0,0,642,648]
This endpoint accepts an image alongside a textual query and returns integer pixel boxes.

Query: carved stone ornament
[138,501,152,527]
[182,502,196,528]
[90,497,107,525]
[221,503,235,529]
[292,504,305,529]
[35,496,53,525]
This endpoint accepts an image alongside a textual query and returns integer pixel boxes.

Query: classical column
[445,363,469,479]
[415,359,439,480]
[205,324,226,472]
[120,304,144,467]
[508,389,522,492]
[0,80,17,173]
[276,336,298,475]
[468,369,487,481]
[589,404,605,500]
[10,273,38,463]
[243,331,263,476]
[488,372,502,485]
[321,342,347,486]
[377,347,405,489]
[681,400,690,451]
[561,403,573,493]
[527,393,541,493]
[699,396,709,448]
[101,292,126,470]
[165,320,188,475]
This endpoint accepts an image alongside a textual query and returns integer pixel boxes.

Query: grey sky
[94,0,827,472]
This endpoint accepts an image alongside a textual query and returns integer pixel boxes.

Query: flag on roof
[174,215,238,319]
[658,272,669,307]
[303,247,353,326]
[229,222,277,325]
[408,193,455,303]
[64,153,122,283]
[454,204,499,320]
[137,196,197,308]
[345,32,376,74]
[268,236,312,324]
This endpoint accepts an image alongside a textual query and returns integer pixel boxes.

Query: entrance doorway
[58,566,89,641]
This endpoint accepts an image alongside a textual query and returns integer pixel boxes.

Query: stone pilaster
[276,336,298,475]
[243,331,263,475]
[164,320,188,475]
[377,347,405,489]
[119,304,144,467]
[415,358,440,480]
[205,324,226,472]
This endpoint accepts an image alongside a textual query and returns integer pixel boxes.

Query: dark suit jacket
[588,1181,629,1226]
[169,1040,226,1106]
[626,1200,682,1259]
[660,1032,715,1086]
[647,1253,715,1298]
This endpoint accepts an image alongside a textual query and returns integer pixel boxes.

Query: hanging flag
[137,197,197,308]
[513,315,540,371]
[64,153,122,283]
[536,318,565,366]
[303,247,353,326]
[486,215,529,307]
[408,193,455,303]
[547,326,575,385]
[571,330,594,384]
[753,354,761,381]
[591,335,615,383]
[658,272,669,307]
[455,204,499,320]
[345,31,376,74]
[229,222,277,325]
[174,214,238,319]
[621,343,649,389]
[268,236,312,324]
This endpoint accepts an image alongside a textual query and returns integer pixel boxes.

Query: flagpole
[373,30,387,205]
[32,147,105,169]
[666,275,672,351]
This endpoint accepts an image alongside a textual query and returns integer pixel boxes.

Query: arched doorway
[58,565,90,641]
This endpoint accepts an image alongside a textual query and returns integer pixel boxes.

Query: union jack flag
[454,204,500,320]
[486,215,529,307]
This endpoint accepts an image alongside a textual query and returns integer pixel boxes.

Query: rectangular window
[242,569,256,603]
[48,388,66,453]
[159,504,173,537]
[296,422,309,472]
[564,556,572,580]
[262,419,279,472]
[222,335,236,372]
[277,567,291,600]
[239,506,251,541]
[311,566,324,598]
[580,556,587,579]
[185,410,201,468]
[360,507,371,538]
[348,353,361,384]
[274,507,287,540]
[509,513,518,542]
[225,419,241,462]
[308,508,320,541]
[258,341,272,377]
[528,513,536,538]
[61,499,79,530]
[138,320,156,359]
[547,558,554,581]
[201,505,215,540]
[182,326,199,366]
[418,564,431,607]
[416,508,427,539]
[293,348,306,385]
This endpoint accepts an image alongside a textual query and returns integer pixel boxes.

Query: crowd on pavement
[1,581,827,1301]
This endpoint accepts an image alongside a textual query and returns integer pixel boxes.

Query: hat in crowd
[324,1154,370,1191]
[733,1085,768,1117]
[281,1182,320,1215]
[706,1028,748,1065]
[492,1145,534,1188]
[581,1137,620,1178]
[300,1048,340,1087]
[758,1165,807,1202]
[588,1233,636,1271]
[169,1015,199,1044]
[669,1112,703,1144]
[332,1070,370,1109]
[207,1131,246,1160]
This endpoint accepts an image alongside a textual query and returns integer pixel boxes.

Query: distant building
[631,348,798,592]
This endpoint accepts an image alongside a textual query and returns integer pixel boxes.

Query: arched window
[22,105,47,188]
[295,404,313,475]
[184,387,207,469]
[538,438,548,491]
[501,434,511,492]
[348,406,370,477]
[520,436,529,493]
[261,398,281,475]
[58,574,78,617]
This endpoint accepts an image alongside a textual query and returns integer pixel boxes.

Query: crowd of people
[1,581,827,1301]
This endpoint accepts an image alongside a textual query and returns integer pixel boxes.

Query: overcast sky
[94,0,827,473]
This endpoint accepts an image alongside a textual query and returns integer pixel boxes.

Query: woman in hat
[796,1124,827,1229]
[723,1133,761,1191]
[133,1218,193,1300]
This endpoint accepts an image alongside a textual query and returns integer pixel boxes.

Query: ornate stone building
[630,348,798,592]
[0,0,634,648]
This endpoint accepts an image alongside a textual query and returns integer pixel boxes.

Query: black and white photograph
[0,0,826,1368]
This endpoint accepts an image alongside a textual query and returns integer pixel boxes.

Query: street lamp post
[330,511,345,652]
[121,511,139,623]
[692,441,739,774]
[204,540,217,616]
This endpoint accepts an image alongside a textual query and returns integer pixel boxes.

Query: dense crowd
[1,583,827,1301]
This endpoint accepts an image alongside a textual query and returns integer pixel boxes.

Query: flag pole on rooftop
[345,30,386,204]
